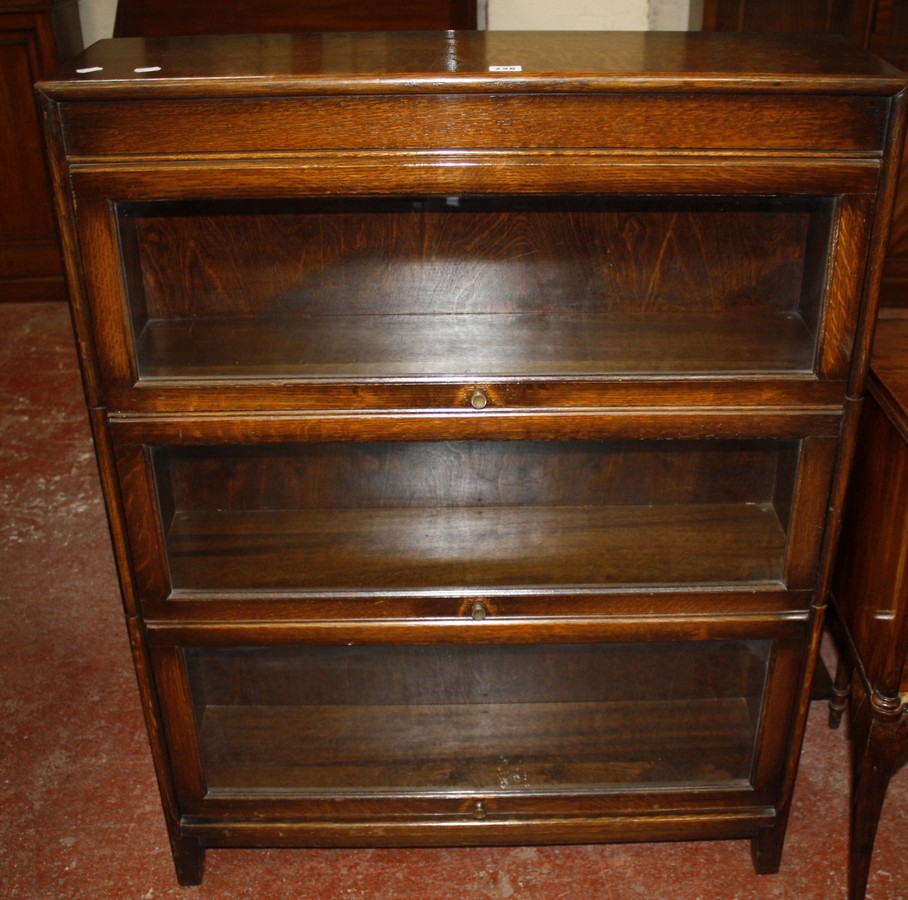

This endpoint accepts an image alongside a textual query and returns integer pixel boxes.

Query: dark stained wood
[113,0,476,37]
[126,198,819,319]
[874,0,908,310]
[178,813,778,849]
[41,30,907,94]
[134,312,817,380]
[866,0,908,69]
[198,699,757,790]
[59,93,894,154]
[36,31,907,886]
[187,641,764,790]
[700,1,908,311]
[140,589,815,629]
[829,317,908,900]
[0,0,81,301]
[144,439,796,594]
[120,196,823,381]
[843,675,908,900]
[165,503,789,592]
[150,634,807,827]
[871,314,908,420]
[701,0,874,44]
[187,642,770,706]
[159,440,792,510]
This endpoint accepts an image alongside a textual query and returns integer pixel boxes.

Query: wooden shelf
[199,696,756,793]
[166,503,787,593]
[136,311,816,380]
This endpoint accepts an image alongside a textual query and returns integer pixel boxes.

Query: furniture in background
[701,0,908,310]
[0,0,80,301]
[37,30,905,886]
[701,0,876,44]
[701,0,908,58]
[829,316,908,900]
[112,0,476,36]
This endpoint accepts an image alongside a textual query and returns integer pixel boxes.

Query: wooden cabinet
[0,0,80,301]
[829,316,908,900]
[700,0,876,43]
[701,1,908,309]
[701,0,908,61]
[36,31,906,886]
[113,0,477,37]
[869,3,908,308]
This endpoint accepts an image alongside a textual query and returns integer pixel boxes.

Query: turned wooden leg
[829,655,852,729]
[171,835,205,886]
[847,687,907,900]
[849,733,895,900]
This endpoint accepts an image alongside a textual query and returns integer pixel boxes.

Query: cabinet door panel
[121,195,825,380]
[72,182,876,410]
[113,435,835,606]
[151,638,796,809]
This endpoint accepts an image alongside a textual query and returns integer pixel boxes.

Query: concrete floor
[1,300,906,899]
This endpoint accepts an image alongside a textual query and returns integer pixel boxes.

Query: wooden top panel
[870,317,908,433]
[37,31,906,100]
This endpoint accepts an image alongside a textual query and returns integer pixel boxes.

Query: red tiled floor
[1,301,906,899]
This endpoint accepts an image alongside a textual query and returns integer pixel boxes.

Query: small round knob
[473,800,487,820]
[470,389,488,410]
[470,600,488,620]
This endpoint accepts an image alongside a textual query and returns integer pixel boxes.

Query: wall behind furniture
[488,0,695,29]
[78,0,694,45]
[78,0,114,44]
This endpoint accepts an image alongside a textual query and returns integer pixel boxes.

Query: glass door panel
[118,195,832,381]
[184,640,771,796]
[150,438,800,596]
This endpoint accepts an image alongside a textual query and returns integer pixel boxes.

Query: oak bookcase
[37,31,906,885]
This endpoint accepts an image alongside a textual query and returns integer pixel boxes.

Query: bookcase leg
[171,836,205,886]
[751,823,786,875]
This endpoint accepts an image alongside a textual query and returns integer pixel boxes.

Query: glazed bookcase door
[117,195,830,379]
[147,629,806,831]
[108,426,840,619]
[68,166,877,413]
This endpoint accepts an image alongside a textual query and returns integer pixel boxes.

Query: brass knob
[473,800,487,820]
[470,389,488,410]
[470,600,488,620]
